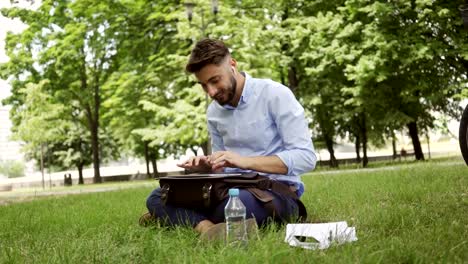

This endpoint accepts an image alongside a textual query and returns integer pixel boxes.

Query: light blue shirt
[207,73,317,196]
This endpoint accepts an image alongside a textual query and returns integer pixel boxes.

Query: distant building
[0,105,23,161]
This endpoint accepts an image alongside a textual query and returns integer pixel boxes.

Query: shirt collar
[240,72,252,104]
[221,72,251,110]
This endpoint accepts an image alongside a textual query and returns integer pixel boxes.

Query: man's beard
[216,74,237,106]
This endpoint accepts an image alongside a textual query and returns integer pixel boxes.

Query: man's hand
[177,156,212,173]
[178,151,288,175]
[208,151,250,171]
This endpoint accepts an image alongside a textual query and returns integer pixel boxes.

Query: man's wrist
[242,156,253,170]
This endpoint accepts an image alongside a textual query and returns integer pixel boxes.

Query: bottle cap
[228,188,239,196]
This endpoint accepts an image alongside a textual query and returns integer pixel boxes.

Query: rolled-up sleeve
[270,85,317,176]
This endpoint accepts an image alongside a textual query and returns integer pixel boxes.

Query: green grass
[314,153,463,172]
[0,160,467,263]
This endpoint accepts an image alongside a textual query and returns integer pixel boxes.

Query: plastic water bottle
[224,188,247,246]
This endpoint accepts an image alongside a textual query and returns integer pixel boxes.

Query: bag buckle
[161,184,170,205]
[202,183,212,208]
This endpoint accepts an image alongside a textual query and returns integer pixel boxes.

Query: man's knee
[236,189,274,225]
[146,188,162,212]
[238,189,255,202]
[239,189,300,224]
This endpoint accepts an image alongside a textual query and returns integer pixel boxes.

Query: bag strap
[246,180,308,223]
[267,180,299,199]
[268,181,308,223]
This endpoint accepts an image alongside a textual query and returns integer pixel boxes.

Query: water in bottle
[224,188,247,246]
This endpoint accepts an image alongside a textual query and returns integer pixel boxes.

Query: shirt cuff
[275,152,294,176]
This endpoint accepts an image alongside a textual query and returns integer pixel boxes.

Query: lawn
[0,159,466,263]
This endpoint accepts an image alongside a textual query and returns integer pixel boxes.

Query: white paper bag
[284,221,357,250]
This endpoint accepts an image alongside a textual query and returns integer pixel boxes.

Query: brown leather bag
[158,172,308,223]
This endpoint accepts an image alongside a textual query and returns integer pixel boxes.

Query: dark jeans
[146,187,300,228]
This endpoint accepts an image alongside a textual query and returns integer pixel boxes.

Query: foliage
[0,159,25,178]
[1,0,125,181]
[276,0,467,163]
[1,0,466,173]
[12,80,68,147]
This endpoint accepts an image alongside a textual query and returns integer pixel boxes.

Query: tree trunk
[355,134,361,163]
[40,143,45,189]
[407,121,425,160]
[80,52,101,183]
[47,145,51,189]
[190,146,198,157]
[280,68,286,86]
[288,65,299,93]
[90,119,101,183]
[361,115,369,167]
[151,151,158,178]
[426,133,431,160]
[325,136,338,168]
[92,77,101,183]
[201,141,209,156]
[78,162,84,185]
[144,141,150,178]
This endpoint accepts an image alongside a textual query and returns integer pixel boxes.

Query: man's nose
[206,85,217,97]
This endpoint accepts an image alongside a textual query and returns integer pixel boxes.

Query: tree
[339,0,467,161]
[102,0,185,177]
[1,0,125,182]
[283,0,467,166]
[3,0,466,173]
[12,80,67,187]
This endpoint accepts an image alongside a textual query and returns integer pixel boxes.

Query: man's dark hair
[186,38,230,73]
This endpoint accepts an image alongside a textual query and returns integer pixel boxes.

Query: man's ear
[230,57,237,67]
[230,58,237,72]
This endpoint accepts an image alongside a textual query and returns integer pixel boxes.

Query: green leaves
[1,0,466,171]
[15,80,68,144]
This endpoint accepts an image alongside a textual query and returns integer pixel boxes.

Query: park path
[0,181,158,206]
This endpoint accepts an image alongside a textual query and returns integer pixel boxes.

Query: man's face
[194,59,237,106]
